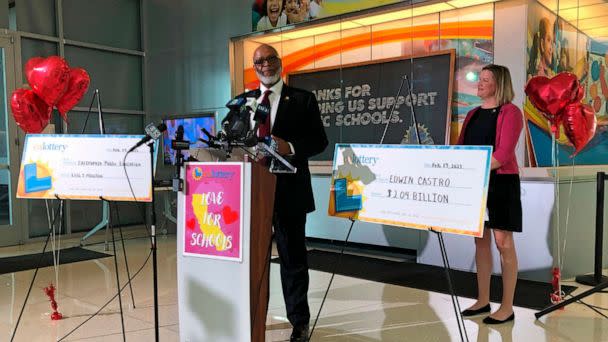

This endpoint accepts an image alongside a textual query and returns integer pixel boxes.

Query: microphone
[225,97,247,110]
[176,124,184,140]
[244,97,258,112]
[224,97,258,141]
[253,102,270,123]
[200,127,221,148]
[128,122,167,152]
[171,125,190,150]
[244,102,270,147]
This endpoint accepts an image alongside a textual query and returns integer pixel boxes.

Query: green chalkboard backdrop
[287,50,455,161]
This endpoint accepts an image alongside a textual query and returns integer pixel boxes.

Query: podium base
[575,274,608,286]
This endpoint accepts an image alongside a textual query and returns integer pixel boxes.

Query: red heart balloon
[25,56,70,106]
[525,72,580,122]
[10,88,51,133]
[56,68,90,120]
[573,84,585,104]
[24,57,44,82]
[562,103,597,156]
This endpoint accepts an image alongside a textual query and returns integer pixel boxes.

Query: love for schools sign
[328,144,492,237]
[183,162,243,262]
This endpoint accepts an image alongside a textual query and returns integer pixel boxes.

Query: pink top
[457,103,523,174]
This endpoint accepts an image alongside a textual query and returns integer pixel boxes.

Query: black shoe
[483,313,515,324]
[290,324,309,342]
[461,303,491,317]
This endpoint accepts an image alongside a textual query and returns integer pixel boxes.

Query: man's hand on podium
[272,135,292,156]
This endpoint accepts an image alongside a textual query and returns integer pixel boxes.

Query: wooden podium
[176,160,275,342]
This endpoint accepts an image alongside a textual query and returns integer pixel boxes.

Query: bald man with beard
[229,44,327,341]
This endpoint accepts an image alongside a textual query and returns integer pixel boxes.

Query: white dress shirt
[257,79,283,129]
[253,79,294,154]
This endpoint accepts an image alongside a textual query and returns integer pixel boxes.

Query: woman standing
[458,64,523,324]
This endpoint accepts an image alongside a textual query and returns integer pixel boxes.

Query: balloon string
[56,201,63,298]
[46,199,62,305]
[551,130,562,299]
[46,199,56,278]
[560,157,575,270]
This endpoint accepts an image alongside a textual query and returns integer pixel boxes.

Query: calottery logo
[24,163,52,193]
[192,166,203,181]
[32,142,67,152]
[192,167,236,180]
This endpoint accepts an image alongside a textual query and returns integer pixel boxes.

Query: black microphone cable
[58,250,153,341]
[57,185,153,341]
[57,148,156,341]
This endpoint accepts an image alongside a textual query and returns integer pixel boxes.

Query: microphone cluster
[201,96,270,150]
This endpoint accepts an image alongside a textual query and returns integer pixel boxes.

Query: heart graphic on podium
[186,218,196,231]
[222,206,238,224]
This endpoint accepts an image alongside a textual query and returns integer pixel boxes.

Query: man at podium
[236,44,328,341]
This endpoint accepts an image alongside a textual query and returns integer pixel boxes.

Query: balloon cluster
[525,72,597,156]
[10,56,90,133]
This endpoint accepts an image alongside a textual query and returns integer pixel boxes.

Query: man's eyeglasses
[254,55,279,66]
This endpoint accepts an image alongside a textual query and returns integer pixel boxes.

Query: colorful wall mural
[252,0,404,31]
[526,2,608,166]
[243,4,495,145]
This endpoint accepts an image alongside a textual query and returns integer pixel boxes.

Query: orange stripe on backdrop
[244,20,493,89]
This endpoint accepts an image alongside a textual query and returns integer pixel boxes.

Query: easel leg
[432,229,469,342]
[309,219,357,341]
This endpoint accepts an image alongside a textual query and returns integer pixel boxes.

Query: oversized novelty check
[328,144,492,237]
[17,134,152,201]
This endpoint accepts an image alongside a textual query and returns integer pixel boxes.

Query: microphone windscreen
[254,103,270,122]
[225,97,246,110]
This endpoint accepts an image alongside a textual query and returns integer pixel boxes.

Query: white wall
[494,0,528,167]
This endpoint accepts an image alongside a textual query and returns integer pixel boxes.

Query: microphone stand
[148,141,160,342]
[172,142,186,192]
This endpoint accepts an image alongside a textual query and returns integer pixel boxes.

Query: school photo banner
[328,144,492,237]
[183,162,243,262]
[17,134,152,201]
[252,0,402,31]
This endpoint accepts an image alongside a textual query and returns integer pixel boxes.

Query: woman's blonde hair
[482,64,514,106]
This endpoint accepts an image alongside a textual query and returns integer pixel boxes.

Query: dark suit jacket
[235,84,328,217]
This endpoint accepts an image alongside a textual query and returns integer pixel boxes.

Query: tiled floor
[1,230,608,341]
